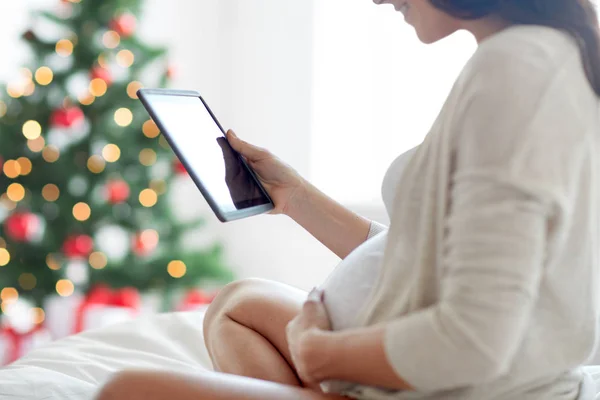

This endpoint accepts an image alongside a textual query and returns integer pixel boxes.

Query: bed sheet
[3,309,600,400]
[0,310,213,400]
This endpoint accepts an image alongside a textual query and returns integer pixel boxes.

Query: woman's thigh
[96,369,349,400]
[204,278,308,367]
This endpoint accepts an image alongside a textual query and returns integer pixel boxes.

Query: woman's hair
[429,0,600,96]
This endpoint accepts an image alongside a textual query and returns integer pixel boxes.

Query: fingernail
[307,287,321,302]
[229,130,238,138]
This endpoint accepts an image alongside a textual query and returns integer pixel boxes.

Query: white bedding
[0,311,213,400]
[2,309,600,400]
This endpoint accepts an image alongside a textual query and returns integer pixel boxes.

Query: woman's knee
[203,278,305,340]
[96,371,144,400]
[203,278,271,337]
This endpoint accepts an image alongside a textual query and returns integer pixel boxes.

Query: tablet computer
[137,89,274,222]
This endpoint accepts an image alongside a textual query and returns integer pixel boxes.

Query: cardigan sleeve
[367,221,388,240]
[381,44,586,392]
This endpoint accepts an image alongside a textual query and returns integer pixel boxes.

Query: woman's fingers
[226,130,269,161]
[305,288,325,305]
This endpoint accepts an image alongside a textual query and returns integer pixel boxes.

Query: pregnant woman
[97,0,600,399]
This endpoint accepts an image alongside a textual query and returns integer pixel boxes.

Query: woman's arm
[304,325,413,390]
[226,130,386,259]
[286,181,385,259]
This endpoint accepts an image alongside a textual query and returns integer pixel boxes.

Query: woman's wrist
[304,325,414,391]
[284,179,313,220]
[302,329,340,382]
[281,176,370,259]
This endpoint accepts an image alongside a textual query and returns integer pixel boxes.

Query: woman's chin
[414,26,459,44]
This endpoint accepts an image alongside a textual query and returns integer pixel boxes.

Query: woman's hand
[286,288,332,387]
[226,130,306,215]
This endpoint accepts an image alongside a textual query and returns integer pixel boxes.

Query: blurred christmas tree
[0,0,234,313]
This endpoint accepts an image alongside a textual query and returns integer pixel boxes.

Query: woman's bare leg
[203,278,308,387]
[95,370,348,400]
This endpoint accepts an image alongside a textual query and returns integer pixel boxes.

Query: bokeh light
[3,159,21,178]
[7,183,25,202]
[87,155,106,173]
[56,39,74,57]
[27,136,45,152]
[0,100,7,117]
[116,49,135,68]
[22,120,42,139]
[89,251,108,270]
[89,78,108,97]
[32,307,45,324]
[56,279,74,297]
[139,148,157,166]
[0,237,6,248]
[127,81,143,99]
[73,202,91,221]
[35,66,54,86]
[78,92,95,106]
[19,273,37,290]
[167,260,187,278]
[0,248,10,266]
[142,120,160,138]
[7,82,24,98]
[139,189,158,207]
[17,157,33,175]
[114,108,133,127]
[23,81,36,97]
[97,54,109,69]
[42,145,60,163]
[46,254,61,270]
[102,144,121,162]
[0,287,18,303]
[42,184,60,202]
[102,30,121,49]
[141,229,159,249]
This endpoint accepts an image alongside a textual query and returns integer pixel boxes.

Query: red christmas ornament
[50,106,85,129]
[173,158,188,175]
[105,180,130,204]
[75,285,141,333]
[132,230,158,257]
[177,289,217,311]
[108,13,137,38]
[62,235,94,258]
[4,213,39,243]
[90,66,113,86]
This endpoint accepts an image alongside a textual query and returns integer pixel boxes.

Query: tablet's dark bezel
[137,88,274,222]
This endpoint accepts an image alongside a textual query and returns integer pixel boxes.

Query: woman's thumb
[227,129,238,140]
[226,130,265,160]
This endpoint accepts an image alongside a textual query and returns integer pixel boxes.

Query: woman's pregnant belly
[319,232,388,331]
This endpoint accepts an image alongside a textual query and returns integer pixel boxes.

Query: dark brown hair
[429,0,600,96]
